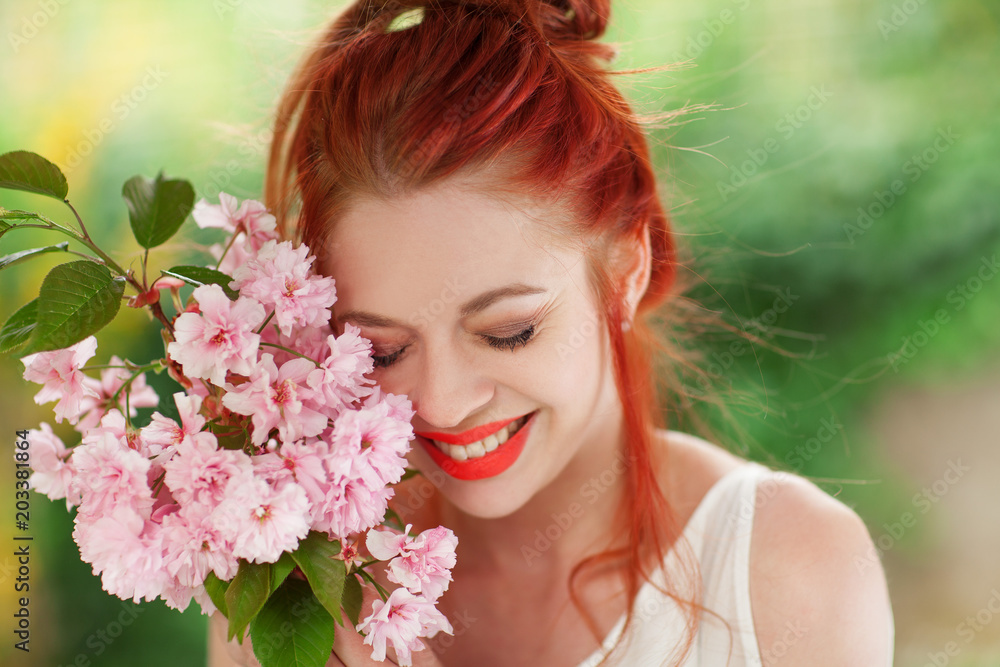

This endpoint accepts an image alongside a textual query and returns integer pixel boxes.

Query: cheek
[524,317,608,403]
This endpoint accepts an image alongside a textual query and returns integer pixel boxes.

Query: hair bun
[430,1,611,42]
[535,0,611,41]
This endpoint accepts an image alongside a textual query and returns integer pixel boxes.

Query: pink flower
[304,420,398,538]
[306,325,376,419]
[163,431,252,508]
[364,386,416,423]
[73,504,168,603]
[332,404,412,489]
[230,240,336,336]
[192,193,278,253]
[161,578,219,615]
[141,392,206,461]
[222,354,328,446]
[215,476,310,564]
[21,336,100,424]
[75,355,159,432]
[69,430,154,519]
[161,503,239,587]
[252,438,330,502]
[260,323,331,368]
[167,284,266,386]
[357,588,453,666]
[26,423,76,508]
[367,526,458,601]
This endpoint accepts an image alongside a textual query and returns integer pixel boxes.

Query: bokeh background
[1,0,998,665]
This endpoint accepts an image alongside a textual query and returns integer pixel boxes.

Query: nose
[406,338,494,431]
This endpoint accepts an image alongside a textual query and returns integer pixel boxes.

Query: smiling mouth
[429,412,532,461]
[417,410,538,481]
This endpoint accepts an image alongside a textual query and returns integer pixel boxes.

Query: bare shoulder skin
[657,430,893,665]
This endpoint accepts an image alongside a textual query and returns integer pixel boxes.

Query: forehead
[325,182,584,319]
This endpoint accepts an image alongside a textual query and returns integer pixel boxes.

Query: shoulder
[655,429,747,524]
[654,430,893,665]
[747,469,893,665]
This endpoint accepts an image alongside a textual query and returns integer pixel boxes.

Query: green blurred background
[1,0,998,665]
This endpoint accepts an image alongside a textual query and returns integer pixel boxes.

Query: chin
[404,445,538,519]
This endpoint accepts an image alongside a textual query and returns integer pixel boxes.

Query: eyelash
[370,324,537,369]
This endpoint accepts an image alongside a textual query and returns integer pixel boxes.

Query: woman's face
[326,178,626,519]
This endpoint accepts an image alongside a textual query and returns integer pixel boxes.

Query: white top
[574,458,895,666]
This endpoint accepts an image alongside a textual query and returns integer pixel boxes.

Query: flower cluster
[19,193,457,666]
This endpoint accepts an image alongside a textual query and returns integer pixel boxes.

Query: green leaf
[23,261,125,355]
[0,208,42,222]
[270,553,296,594]
[204,572,230,617]
[122,172,194,249]
[0,299,38,354]
[0,242,70,272]
[0,151,68,200]
[225,560,272,643]
[250,577,336,667]
[341,574,363,628]
[162,265,239,300]
[290,532,345,625]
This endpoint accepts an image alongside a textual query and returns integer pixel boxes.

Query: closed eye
[370,324,538,369]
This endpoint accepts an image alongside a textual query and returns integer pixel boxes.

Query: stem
[259,342,321,366]
[358,570,391,602]
[214,232,241,271]
[64,199,90,239]
[124,386,132,429]
[108,362,163,407]
[151,471,167,495]
[255,311,275,335]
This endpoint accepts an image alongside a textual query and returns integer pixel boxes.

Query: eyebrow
[337,283,547,329]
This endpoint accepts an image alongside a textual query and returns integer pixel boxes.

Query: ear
[620,227,652,328]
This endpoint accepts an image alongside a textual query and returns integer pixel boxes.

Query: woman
[211,0,894,664]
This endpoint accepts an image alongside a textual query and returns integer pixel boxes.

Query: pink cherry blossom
[69,430,154,519]
[252,438,330,502]
[222,354,328,446]
[26,422,76,508]
[357,587,453,666]
[215,476,310,564]
[163,431,252,508]
[192,193,278,253]
[363,386,416,423]
[141,392,206,461]
[310,428,394,538]
[306,325,376,419]
[167,284,266,386]
[261,323,331,368]
[76,355,159,432]
[330,403,411,489]
[230,240,336,336]
[73,504,168,603]
[161,503,239,587]
[367,526,458,601]
[21,335,100,424]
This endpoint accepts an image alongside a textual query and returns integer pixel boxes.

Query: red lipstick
[415,411,537,481]
[415,414,523,446]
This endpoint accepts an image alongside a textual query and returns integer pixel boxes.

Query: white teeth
[482,433,500,453]
[432,413,532,461]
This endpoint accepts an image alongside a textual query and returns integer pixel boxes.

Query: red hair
[264,1,717,662]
